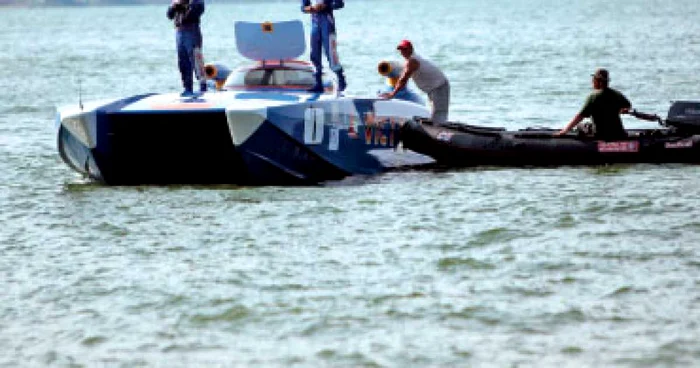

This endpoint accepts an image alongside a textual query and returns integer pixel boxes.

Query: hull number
[304,108,325,145]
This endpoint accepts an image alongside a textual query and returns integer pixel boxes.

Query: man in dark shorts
[555,68,631,139]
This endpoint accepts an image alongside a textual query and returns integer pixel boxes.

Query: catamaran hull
[228,98,432,185]
[57,100,245,185]
[57,92,432,185]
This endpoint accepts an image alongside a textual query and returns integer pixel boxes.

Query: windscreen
[224,68,317,89]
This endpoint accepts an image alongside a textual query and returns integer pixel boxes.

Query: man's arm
[166,1,180,20]
[301,0,312,13]
[302,0,327,13]
[619,93,632,114]
[555,94,595,136]
[181,1,204,24]
[381,58,418,99]
[629,109,663,122]
[554,114,584,136]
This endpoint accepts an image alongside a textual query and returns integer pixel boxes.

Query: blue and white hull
[56,91,431,185]
[56,94,243,185]
[227,97,431,184]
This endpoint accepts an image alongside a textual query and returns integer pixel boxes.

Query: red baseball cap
[397,39,413,50]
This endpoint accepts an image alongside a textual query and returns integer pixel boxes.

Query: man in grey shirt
[380,40,450,125]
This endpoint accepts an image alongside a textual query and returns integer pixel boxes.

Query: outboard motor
[377,60,424,105]
[204,63,232,91]
[666,101,700,133]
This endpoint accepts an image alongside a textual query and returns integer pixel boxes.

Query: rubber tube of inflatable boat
[204,63,232,90]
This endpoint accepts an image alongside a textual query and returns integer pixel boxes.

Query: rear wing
[235,20,306,63]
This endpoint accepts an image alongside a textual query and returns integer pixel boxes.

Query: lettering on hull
[304,108,325,145]
[665,139,694,149]
[598,141,639,153]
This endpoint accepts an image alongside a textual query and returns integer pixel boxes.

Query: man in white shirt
[380,40,450,125]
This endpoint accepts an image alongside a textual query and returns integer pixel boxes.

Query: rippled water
[2,0,700,366]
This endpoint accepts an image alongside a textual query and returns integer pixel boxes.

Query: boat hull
[95,110,244,185]
[401,120,700,166]
[57,93,432,185]
[228,98,432,185]
[57,124,103,181]
[57,96,245,185]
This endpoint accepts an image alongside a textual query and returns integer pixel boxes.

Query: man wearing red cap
[380,40,450,125]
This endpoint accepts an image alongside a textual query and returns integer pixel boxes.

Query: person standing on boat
[380,40,450,125]
[555,68,632,139]
[301,0,348,93]
[167,0,206,97]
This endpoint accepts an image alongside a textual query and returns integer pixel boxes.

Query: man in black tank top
[555,68,632,140]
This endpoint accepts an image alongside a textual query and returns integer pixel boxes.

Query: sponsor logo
[194,47,205,80]
[389,117,397,129]
[665,139,694,149]
[329,33,340,68]
[347,115,358,138]
[330,102,342,128]
[329,128,339,151]
[684,108,700,115]
[364,111,376,126]
[597,141,639,153]
[436,131,454,142]
[365,126,372,145]
[261,22,274,33]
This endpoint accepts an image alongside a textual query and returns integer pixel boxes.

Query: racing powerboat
[56,20,431,185]
[400,101,700,166]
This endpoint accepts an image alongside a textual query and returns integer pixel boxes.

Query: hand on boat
[628,109,663,123]
[379,92,393,99]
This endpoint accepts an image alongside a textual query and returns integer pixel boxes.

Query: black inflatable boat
[400,101,700,166]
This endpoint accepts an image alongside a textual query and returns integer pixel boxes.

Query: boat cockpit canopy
[223,61,329,91]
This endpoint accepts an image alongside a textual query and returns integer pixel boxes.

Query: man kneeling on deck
[555,68,632,139]
[380,40,450,125]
